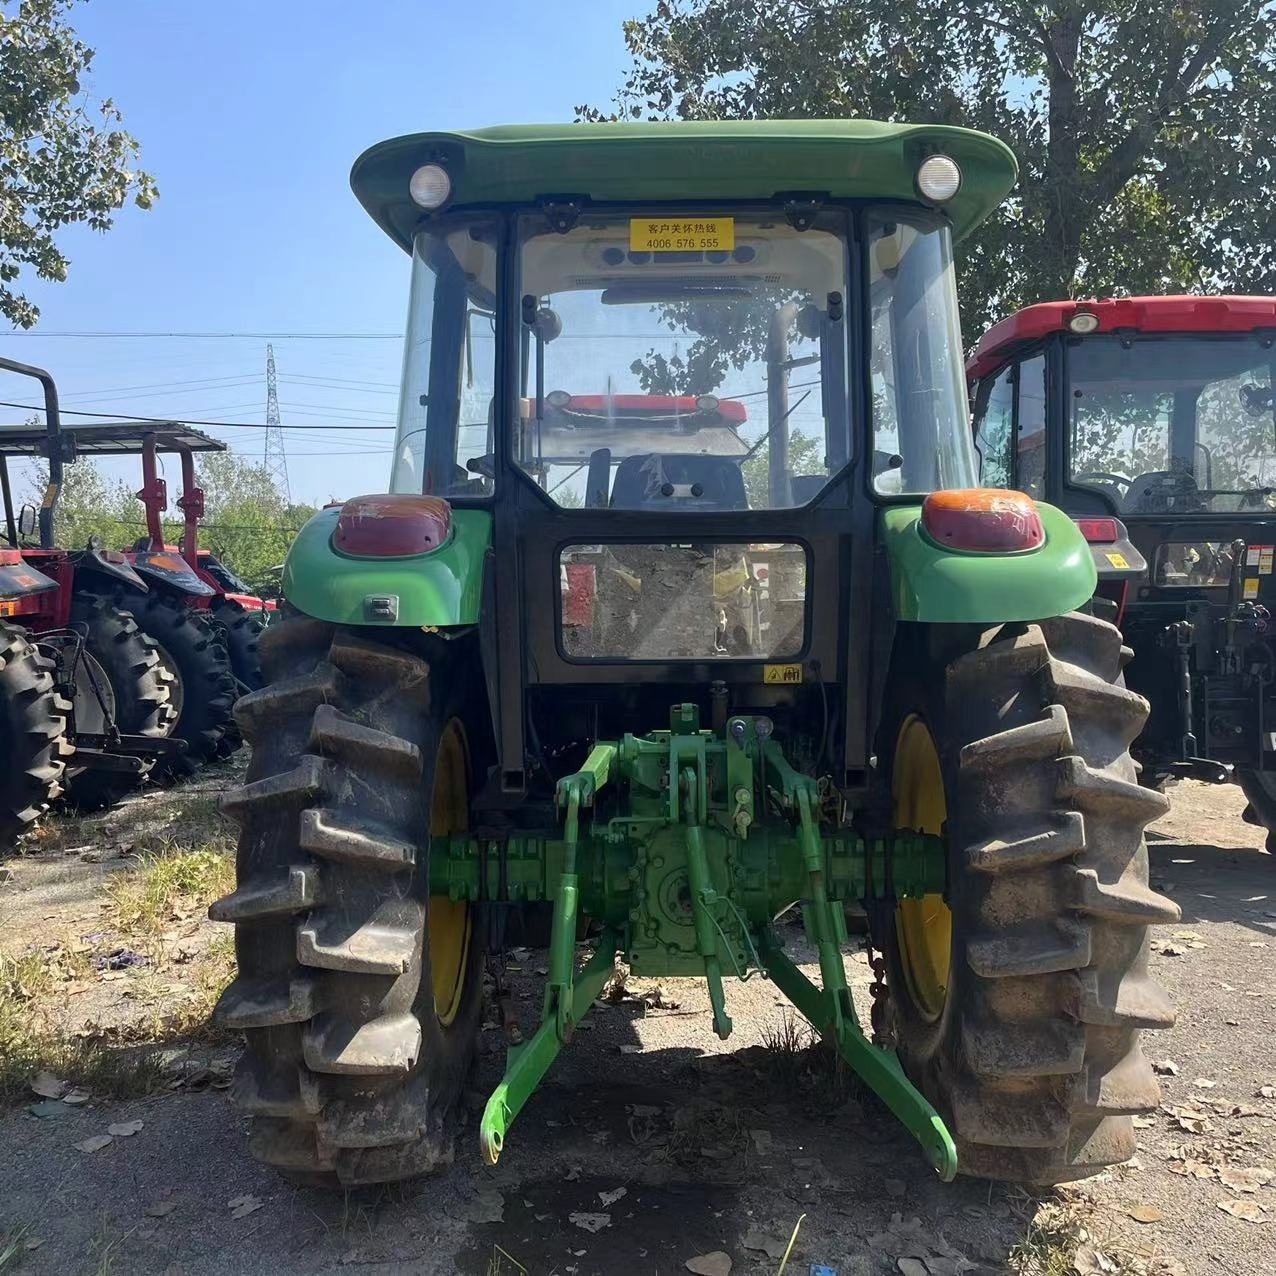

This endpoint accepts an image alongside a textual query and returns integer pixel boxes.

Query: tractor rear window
[558,542,806,661]
[517,212,849,511]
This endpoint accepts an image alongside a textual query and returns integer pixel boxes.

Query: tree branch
[1087,18,1234,208]
[1014,2,1072,82]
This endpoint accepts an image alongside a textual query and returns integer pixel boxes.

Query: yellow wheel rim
[429,720,472,1028]
[893,714,952,1021]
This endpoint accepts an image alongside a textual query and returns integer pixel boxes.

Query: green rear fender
[281,506,491,627]
[880,502,1096,623]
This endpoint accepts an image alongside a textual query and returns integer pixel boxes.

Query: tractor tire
[125,592,238,778]
[211,617,486,1187]
[0,621,71,845]
[874,612,1179,1184]
[209,598,267,759]
[63,597,176,812]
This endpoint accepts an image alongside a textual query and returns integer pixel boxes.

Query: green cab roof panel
[351,120,1017,251]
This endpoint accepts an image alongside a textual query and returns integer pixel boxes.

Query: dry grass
[0,818,237,1106]
[104,842,234,938]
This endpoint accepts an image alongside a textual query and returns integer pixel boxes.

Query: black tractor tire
[211,617,486,1187]
[208,598,267,759]
[874,612,1179,1184]
[0,621,72,845]
[124,592,238,778]
[63,596,177,812]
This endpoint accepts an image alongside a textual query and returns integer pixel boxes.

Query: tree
[584,1,1276,335]
[741,428,824,506]
[1,0,157,328]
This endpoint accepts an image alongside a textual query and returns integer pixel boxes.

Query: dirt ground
[1,774,1273,1276]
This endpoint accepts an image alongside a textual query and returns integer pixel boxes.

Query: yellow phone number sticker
[629,217,735,252]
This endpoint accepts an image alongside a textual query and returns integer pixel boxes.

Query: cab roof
[967,295,1276,382]
[351,120,1017,252]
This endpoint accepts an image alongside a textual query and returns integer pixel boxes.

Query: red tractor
[966,295,1276,843]
[0,358,180,817]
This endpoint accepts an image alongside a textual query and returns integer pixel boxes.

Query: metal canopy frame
[0,419,226,458]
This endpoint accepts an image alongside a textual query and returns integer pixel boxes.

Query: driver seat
[609,453,748,511]
[1123,470,1202,515]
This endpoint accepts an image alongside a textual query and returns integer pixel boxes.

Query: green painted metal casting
[467,705,957,1181]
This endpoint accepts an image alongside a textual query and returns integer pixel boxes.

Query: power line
[1,330,402,339]
[0,400,394,430]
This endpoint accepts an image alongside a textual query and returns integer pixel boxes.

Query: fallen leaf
[1173,1115,1211,1134]
[742,1230,787,1260]
[29,1071,66,1099]
[227,1194,263,1219]
[1132,1115,1156,1128]
[1216,1198,1265,1223]
[1174,930,1203,941]
[1193,1078,1217,1089]
[1073,1247,1119,1275]
[685,1253,732,1276]
[27,1100,76,1119]
[565,1164,582,1182]
[1153,1060,1180,1076]
[23,1238,45,1252]
[598,1186,627,1207]
[1259,1086,1276,1100]
[1168,1159,1216,1179]
[1159,944,1187,956]
[1219,1166,1273,1193]
[145,1201,178,1217]
[75,1135,112,1153]
[569,1212,611,1233]
[62,1089,90,1106]
[750,1129,773,1154]
[463,1191,504,1224]
[108,1120,144,1137]
[1126,1203,1163,1223]
[897,1260,929,1276]
[618,1044,642,1054]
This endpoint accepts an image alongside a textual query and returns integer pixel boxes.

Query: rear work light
[1075,517,1119,543]
[921,489,1045,552]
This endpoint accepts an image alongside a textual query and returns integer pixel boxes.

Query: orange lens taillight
[920,489,1045,552]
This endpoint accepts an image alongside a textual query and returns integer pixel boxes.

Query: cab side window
[973,367,1013,488]
[1016,355,1046,498]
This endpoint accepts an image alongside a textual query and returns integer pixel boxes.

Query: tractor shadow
[1146,834,1276,934]
[451,1040,1034,1276]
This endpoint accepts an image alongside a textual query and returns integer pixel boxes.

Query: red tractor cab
[967,295,1276,840]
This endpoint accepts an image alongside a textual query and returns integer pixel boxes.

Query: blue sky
[4,0,639,505]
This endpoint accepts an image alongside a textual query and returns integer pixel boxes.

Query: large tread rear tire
[124,592,238,777]
[877,612,1179,1184]
[0,621,71,845]
[211,617,485,1187]
[208,598,267,759]
[63,597,176,811]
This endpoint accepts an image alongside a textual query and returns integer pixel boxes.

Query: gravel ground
[0,778,1272,1275]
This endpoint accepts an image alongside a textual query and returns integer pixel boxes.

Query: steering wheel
[1074,471,1132,495]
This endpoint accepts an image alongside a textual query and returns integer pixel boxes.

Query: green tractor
[212,121,1178,1188]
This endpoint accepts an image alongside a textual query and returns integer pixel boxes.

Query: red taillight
[333,494,452,557]
[1075,518,1119,543]
[921,489,1045,552]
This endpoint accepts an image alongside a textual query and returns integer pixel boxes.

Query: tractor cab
[214,123,1179,1192]
[967,297,1276,819]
